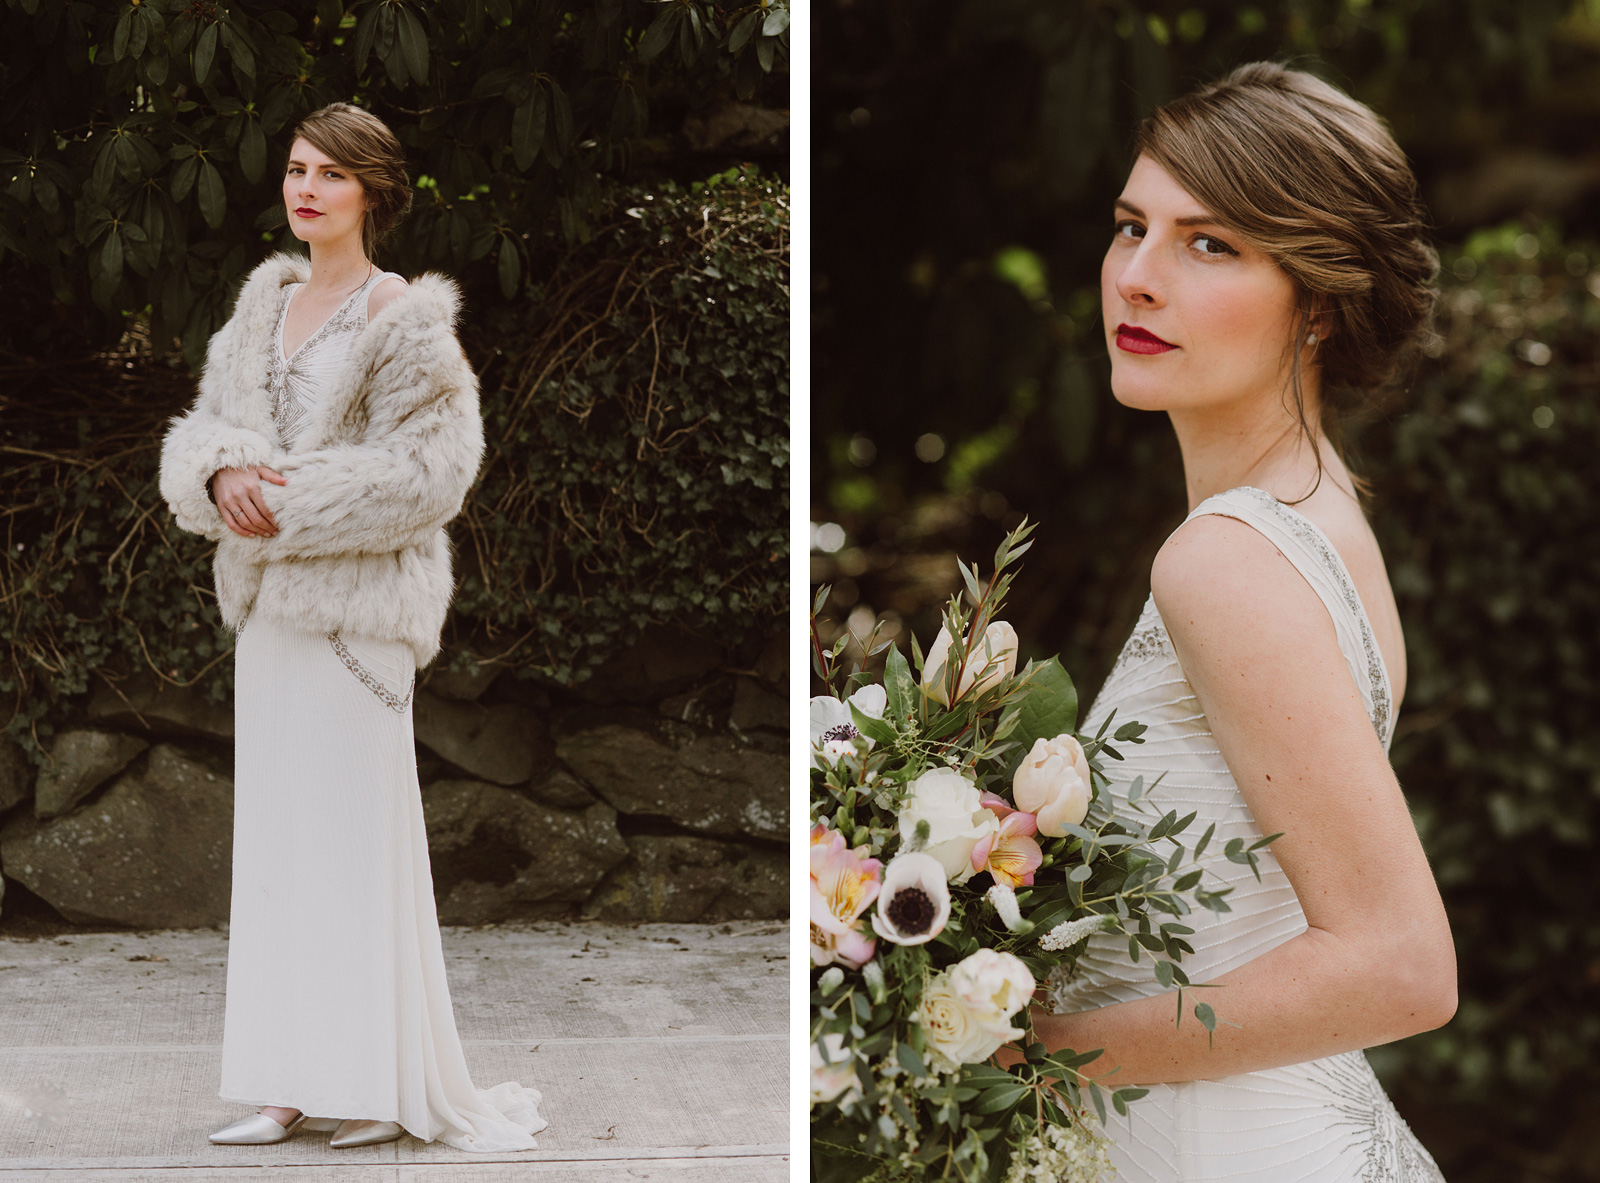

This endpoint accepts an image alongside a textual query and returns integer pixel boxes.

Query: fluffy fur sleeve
[157,281,287,540]
[243,325,485,560]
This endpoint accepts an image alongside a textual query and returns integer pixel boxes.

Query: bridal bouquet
[810,522,1270,1183]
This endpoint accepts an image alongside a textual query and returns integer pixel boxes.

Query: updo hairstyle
[1134,62,1438,476]
[290,102,413,259]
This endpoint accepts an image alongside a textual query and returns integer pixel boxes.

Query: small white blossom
[985,882,1025,931]
[1003,1117,1113,1183]
[1039,913,1116,952]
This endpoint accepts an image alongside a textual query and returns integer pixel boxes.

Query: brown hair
[289,102,413,259]
[1134,62,1438,497]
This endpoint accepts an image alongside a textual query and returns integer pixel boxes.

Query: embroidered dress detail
[328,632,415,713]
[268,270,400,449]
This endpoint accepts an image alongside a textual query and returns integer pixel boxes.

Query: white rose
[917,975,1012,1070]
[948,948,1036,1032]
[809,1032,861,1105]
[897,767,997,885]
[1012,733,1092,837]
[922,620,1018,706]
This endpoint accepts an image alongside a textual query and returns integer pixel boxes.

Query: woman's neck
[1167,383,1336,511]
[304,236,374,295]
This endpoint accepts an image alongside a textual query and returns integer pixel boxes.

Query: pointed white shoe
[329,1118,405,1148]
[209,1110,307,1144]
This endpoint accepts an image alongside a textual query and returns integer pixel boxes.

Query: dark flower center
[820,723,859,743]
[885,886,936,934]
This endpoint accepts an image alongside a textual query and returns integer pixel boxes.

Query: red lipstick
[1116,323,1177,355]
[295,207,323,218]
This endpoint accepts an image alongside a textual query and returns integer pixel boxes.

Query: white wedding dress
[1047,486,1444,1182]
[218,269,549,1151]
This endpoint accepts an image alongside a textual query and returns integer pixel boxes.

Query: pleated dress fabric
[1047,486,1444,1183]
[218,271,549,1152]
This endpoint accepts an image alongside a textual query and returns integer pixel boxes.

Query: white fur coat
[158,251,484,667]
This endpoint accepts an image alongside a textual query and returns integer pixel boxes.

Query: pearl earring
[1306,332,1319,345]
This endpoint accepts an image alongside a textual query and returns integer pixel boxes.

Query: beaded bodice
[266,268,403,449]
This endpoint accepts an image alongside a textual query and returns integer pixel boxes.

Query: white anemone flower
[809,684,888,769]
[870,852,951,945]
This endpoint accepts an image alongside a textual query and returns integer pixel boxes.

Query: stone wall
[0,624,788,929]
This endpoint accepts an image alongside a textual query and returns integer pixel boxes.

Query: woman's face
[282,137,367,248]
[1101,154,1304,416]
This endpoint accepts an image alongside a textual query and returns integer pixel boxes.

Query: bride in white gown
[159,101,547,1153]
[1022,64,1454,1180]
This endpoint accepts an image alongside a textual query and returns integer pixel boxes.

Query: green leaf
[238,119,266,183]
[1112,1085,1149,1115]
[193,22,218,85]
[883,643,915,723]
[171,154,199,201]
[549,81,574,151]
[973,1082,1028,1114]
[353,4,381,68]
[396,5,429,83]
[728,10,760,53]
[512,90,548,171]
[1007,656,1078,761]
[896,1042,929,1077]
[197,159,226,228]
[99,228,123,281]
[848,701,897,746]
[497,235,521,298]
[128,8,150,59]
[762,7,790,35]
[220,24,255,79]
[637,7,678,61]
[113,10,132,61]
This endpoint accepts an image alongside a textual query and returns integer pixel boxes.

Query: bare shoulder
[366,275,410,321]
[1151,513,1308,624]
[1151,511,1350,689]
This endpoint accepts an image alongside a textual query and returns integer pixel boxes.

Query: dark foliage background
[812,2,1600,1179]
[0,0,788,366]
[0,2,789,764]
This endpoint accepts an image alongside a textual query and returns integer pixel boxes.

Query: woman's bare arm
[1024,514,1455,1085]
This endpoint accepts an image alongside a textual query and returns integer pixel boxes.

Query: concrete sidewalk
[0,921,789,1180]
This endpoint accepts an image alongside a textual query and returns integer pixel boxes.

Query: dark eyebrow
[286,158,340,169]
[1113,198,1225,228]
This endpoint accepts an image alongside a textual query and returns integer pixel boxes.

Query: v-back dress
[218,268,549,1152]
[1047,486,1444,1182]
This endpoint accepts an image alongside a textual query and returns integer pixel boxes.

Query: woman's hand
[212,465,288,537]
